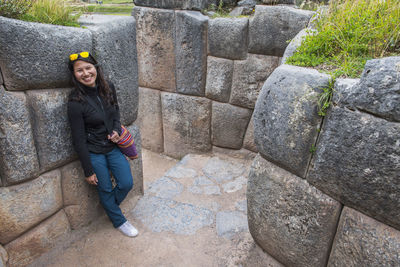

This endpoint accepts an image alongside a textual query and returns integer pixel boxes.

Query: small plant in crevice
[310,144,317,154]
[317,77,335,117]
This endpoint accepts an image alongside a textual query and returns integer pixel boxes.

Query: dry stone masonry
[0,15,143,267]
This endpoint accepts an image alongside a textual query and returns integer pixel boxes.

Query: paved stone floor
[30,149,282,267]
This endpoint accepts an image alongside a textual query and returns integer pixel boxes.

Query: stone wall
[0,15,143,267]
[134,4,313,157]
[247,26,400,266]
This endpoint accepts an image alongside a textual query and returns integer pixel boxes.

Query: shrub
[287,0,400,78]
[0,0,31,19]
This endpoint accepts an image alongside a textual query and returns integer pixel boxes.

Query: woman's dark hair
[68,53,116,106]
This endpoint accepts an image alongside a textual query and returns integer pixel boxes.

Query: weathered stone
[61,161,103,229]
[282,28,315,64]
[212,102,252,149]
[0,68,3,85]
[176,11,208,96]
[0,170,63,244]
[328,207,400,267]
[247,154,342,267]
[254,65,329,178]
[193,176,214,186]
[148,177,184,199]
[243,114,258,152]
[0,86,39,184]
[0,16,92,91]
[238,0,258,6]
[216,211,248,239]
[230,54,280,109]
[136,87,163,152]
[205,56,233,102]
[5,210,70,267]
[249,6,313,56]
[134,7,176,91]
[308,106,400,230]
[27,89,75,172]
[208,18,248,60]
[161,93,212,158]
[81,15,139,125]
[0,245,7,267]
[202,156,245,184]
[222,176,247,193]
[333,57,400,122]
[165,165,198,179]
[125,123,144,197]
[134,0,209,10]
[133,195,213,235]
[261,0,294,4]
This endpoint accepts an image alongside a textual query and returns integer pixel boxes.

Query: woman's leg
[90,152,127,228]
[106,147,133,206]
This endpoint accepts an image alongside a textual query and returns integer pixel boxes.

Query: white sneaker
[118,221,139,237]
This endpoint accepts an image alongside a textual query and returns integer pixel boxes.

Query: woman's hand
[86,174,98,185]
[108,130,120,143]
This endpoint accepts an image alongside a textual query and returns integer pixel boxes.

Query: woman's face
[73,60,97,87]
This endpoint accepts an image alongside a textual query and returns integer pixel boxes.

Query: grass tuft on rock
[287,0,400,78]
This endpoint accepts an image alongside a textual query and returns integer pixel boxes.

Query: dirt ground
[29,149,282,267]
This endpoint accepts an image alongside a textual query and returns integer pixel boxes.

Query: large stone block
[328,207,400,267]
[134,7,176,91]
[254,65,329,178]
[0,16,92,91]
[205,56,233,103]
[61,161,103,230]
[175,11,208,96]
[161,93,212,158]
[0,170,63,244]
[208,18,248,60]
[333,56,400,122]
[0,86,39,185]
[5,210,70,267]
[247,154,341,267]
[230,53,279,109]
[249,6,313,56]
[212,102,252,149]
[308,106,400,230]
[243,113,257,152]
[27,89,75,172]
[134,0,209,10]
[136,87,163,152]
[80,15,139,125]
[125,123,144,197]
[0,245,7,267]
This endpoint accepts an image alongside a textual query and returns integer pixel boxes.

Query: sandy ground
[29,149,282,267]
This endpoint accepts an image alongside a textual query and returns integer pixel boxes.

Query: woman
[67,51,138,237]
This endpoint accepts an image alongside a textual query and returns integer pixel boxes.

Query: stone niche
[0,15,143,267]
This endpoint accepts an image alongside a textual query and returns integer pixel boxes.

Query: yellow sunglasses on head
[69,51,90,61]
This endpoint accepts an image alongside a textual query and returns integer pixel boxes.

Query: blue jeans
[90,147,133,228]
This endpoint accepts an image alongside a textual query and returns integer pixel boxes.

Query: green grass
[0,0,32,19]
[83,4,133,13]
[286,0,400,78]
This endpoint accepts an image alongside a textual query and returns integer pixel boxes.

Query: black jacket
[67,82,121,177]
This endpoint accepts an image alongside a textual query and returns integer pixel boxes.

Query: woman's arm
[68,101,95,178]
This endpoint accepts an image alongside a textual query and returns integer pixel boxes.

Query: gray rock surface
[148,177,184,199]
[249,6,313,56]
[134,7,176,91]
[193,176,214,186]
[333,57,400,122]
[261,0,294,3]
[238,0,258,6]
[61,161,103,229]
[205,56,233,102]
[212,102,252,149]
[5,210,70,267]
[254,65,329,178]
[202,156,245,184]
[137,87,163,152]
[125,123,144,197]
[82,15,139,125]
[0,170,63,244]
[308,106,400,230]
[161,93,212,158]
[243,114,257,152]
[165,165,198,179]
[0,245,7,267]
[27,89,75,172]
[134,0,210,10]
[282,28,315,64]
[0,16,92,91]
[133,195,214,234]
[216,211,248,239]
[235,199,247,213]
[0,68,3,85]
[208,18,248,60]
[230,53,280,109]
[0,86,39,184]
[222,176,247,193]
[248,154,342,267]
[176,11,208,96]
[328,207,400,267]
